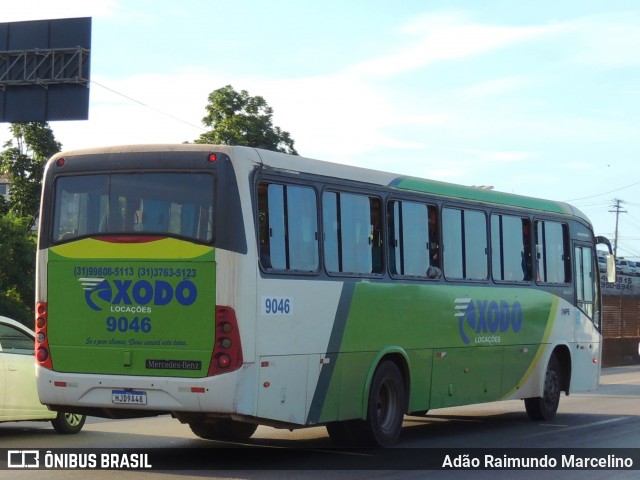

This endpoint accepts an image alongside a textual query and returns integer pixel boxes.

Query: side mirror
[606,254,616,283]
[595,236,616,283]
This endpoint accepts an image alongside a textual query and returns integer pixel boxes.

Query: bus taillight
[209,306,243,376]
[35,302,53,369]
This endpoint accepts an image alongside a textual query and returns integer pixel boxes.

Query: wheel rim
[65,413,84,427]
[376,380,398,433]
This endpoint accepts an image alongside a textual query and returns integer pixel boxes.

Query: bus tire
[51,412,86,434]
[525,353,562,421]
[189,420,258,441]
[363,360,406,446]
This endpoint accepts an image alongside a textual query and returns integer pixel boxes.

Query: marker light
[208,153,218,163]
[55,157,65,167]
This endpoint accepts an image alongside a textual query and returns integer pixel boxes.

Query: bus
[35,144,614,447]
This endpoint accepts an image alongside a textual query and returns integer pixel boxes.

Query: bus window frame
[533,217,572,286]
[441,203,490,283]
[48,170,217,247]
[489,210,533,285]
[321,187,385,279]
[255,179,321,275]
[386,196,441,281]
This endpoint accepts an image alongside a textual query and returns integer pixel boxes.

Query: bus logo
[79,277,198,311]
[454,297,523,345]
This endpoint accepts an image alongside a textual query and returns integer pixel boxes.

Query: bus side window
[574,245,595,319]
[443,207,487,280]
[535,220,570,284]
[387,200,435,278]
[257,182,319,272]
[323,191,383,275]
[490,214,531,282]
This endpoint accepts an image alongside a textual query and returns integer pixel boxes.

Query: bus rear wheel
[525,354,562,421]
[363,360,406,446]
[326,361,405,447]
[328,360,406,447]
[189,419,258,441]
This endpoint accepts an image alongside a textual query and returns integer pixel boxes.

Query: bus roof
[49,144,591,225]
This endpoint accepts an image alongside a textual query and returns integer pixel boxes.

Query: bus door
[572,242,600,391]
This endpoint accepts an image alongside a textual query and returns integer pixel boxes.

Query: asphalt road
[1,365,638,479]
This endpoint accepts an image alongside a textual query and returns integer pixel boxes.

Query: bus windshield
[52,172,214,244]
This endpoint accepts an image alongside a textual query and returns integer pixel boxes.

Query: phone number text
[73,266,197,279]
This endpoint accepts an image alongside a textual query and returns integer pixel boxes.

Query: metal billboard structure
[0,17,91,122]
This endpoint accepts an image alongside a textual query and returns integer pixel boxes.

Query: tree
[195,85,298,155]
[0,214,36,325]
[0,122,61,228]
[0,122,60,325]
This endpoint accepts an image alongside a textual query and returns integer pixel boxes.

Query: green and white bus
[35,144,614,446]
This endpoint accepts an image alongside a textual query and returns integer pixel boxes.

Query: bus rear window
[52,172,214,243]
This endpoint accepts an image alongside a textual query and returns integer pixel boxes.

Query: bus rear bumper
[36,365,248,418]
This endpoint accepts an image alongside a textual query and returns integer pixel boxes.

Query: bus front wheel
[189,419,258,441]
[525,354,562,421]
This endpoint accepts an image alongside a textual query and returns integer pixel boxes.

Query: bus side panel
[406,348,433,414]
[503,296,601,400]
[430,346,504,409]
[257,354,311,424]
[312,282,559,421]
[255,278,344,424]
[571,308,601,392]
[500,345,538,397]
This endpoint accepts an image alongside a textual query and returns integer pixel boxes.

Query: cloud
[347,12,563,78]
[460,76,535,100]
[564,12,640,67]
[454,148,537,163]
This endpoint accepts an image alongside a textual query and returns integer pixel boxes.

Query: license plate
[112,390,147,405]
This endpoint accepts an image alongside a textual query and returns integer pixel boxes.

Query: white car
[0,315,86,433]
[616,259,636,276]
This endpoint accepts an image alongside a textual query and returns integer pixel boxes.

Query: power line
[90,80,205,132]
[565,180,640,202]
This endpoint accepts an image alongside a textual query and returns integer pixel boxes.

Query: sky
[3,0,640,258]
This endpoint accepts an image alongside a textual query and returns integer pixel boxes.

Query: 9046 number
[263,297,292,315]
[106,316,152,333]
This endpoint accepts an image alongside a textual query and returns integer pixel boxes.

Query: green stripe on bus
[390,177,568,214]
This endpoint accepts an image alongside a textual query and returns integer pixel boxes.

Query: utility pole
[609,198,627,257]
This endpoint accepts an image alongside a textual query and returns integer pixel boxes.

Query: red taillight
[208,306,243,376]
[35,301,53,369]
[217,354,231,369]
[36,347,49,363]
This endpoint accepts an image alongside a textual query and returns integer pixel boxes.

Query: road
[1,365,639,479]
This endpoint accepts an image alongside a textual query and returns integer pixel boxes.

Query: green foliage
[0,214,36,326]
[0,122,60,326]
[1,122,61,228]
[195,85,298,155]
